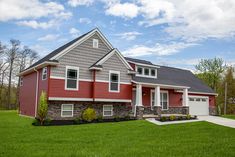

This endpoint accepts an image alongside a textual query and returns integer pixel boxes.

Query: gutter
[34,68,39,117]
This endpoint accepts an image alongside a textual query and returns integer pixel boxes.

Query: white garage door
[189,96,209,115]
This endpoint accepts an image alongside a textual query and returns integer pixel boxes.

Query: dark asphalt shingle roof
[23,29,94,72]
[132,65,215,94]
[125,57,154,65]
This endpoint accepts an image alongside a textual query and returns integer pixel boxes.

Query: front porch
[132,82,190,119]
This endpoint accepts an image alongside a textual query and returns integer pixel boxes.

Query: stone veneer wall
[48,101,132,120]
[161,107,189,115]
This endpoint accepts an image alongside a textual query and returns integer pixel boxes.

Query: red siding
[19,72,37,117]
[49,79,132,100]
[142,87,151,106]
[95,82,132,99]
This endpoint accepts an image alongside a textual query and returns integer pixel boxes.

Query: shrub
[74,117,81,124]
[114,116,120,122]
[160,116,167,122]
[169,115,176,121]
[186,114,191,120]
[37,91,48,125]
[97,115,103,122]
[32,119,40,126]
[82,108,96,122]
[44,118,51,126]
[178,116,183,120]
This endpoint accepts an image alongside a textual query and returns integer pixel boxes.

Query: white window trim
[65,66,79,91]
[20,77,23,86]
[93,39,99,48]
[150,90,169,110]
[135,66,157,78]
[103,105,113,117]
[42,67,47,80]
[109,70,120,93]
[61,104,74,117]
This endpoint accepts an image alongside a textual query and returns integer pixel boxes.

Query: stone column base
[136,106,144,119]
[153,106,162,115]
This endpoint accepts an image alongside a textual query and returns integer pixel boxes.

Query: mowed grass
[222,114,235,120]
[0,111,235,157]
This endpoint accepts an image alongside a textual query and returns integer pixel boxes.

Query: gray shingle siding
[96,53,132,83]
[51,33,111,80]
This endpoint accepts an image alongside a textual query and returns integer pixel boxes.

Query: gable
[50,32,112,80]
[96,53,132,83]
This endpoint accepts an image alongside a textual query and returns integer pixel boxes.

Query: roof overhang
[18,61,59,76]
[175,90,218,96]
[127,60,160,68]
[132,80,190,89]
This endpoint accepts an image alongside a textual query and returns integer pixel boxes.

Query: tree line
[0,40,39,109]
[195,58,235,114]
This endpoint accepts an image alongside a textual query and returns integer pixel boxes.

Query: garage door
[189,96,209,115]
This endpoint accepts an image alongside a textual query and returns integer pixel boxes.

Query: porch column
[154,86,161,107]
[135,84,142,106]
[183,88,189,106]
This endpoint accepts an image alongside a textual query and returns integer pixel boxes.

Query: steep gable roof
[90,49,133,70]
[20,28,113,75]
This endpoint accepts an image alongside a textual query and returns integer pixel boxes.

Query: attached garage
[189,96,209,115]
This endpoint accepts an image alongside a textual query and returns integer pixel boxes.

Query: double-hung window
[103,105,113,116]
[42,67,47,80]
[109,71,120,92]
[61,104,73,117]
[65,66,79,90]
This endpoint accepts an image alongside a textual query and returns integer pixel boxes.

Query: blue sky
[1,0,235,71]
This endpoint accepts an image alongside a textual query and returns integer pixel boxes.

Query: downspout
[92,70,96,101]
[34,68,39,117]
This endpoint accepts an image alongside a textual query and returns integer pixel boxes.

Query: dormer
[125,57,159,79]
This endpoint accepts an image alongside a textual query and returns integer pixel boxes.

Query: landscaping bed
[32,116,137,126]
[156,114,197,122]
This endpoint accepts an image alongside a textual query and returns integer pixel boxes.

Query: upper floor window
[109,71,120,92]
[20,77,23,86]
[93,39,99,48]
[65,66,79,90]
[42,67,47,80]
[136,66,157,78]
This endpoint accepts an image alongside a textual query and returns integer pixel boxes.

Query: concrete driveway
[198,116,235,128]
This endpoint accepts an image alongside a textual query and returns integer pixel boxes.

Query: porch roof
[132,66,216,95]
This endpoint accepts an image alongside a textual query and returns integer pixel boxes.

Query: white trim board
[132,81,190,89]
[175,90,218,96]
[48,97,131,102]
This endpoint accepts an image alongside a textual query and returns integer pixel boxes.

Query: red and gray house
[19,28,217,120]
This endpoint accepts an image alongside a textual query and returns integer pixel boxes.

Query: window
[136,66,157,78]
[20,77,23,86]
[144,68,149,75]
[137,67,143,75]
[151,91,155,109]
[93,39,99,48]
[65,66,79,90]
[201,98,206,102]
[109,71,120,92]
[160,92,168,110]
[196,98,200,102]
[103,105,113,116]
[189,98,194,101]
[151,69,156,76]
[61,104,73,117]
[42,67,47,80]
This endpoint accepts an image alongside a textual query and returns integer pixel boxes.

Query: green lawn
[0,111,235,157]
[222,115,235,120]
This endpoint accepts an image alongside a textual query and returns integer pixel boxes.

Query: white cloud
[79,18,91,24]
[69,28,80,38]
[0,0,72,29]
[115,31,142,41]
[105,3,139,19]
[38,34,59,41]
[122,42,197,57]
[68,0,94,7]
[17,20,56,29]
